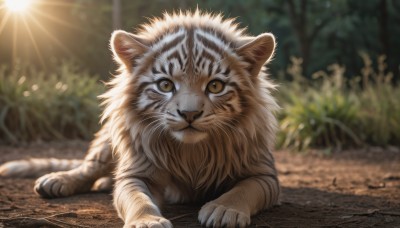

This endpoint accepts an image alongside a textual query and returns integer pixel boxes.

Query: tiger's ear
[237,33,276,76]
[111,30,148,70]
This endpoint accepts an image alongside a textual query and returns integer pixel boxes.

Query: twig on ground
[378,211,400,217]
[0,217,65,228]
[255,217,274,228]
[168,212,196,221]
[0,212,87,228]
[46,212,78,218]
[0,205,22,211]
[350,209,380,216]
[367,182,386,189]
[341,209,400,218]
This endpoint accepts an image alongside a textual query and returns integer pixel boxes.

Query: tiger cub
[0,10,280,228]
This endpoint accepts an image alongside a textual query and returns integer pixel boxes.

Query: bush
[357,54,400,146]
[277,55,400,151]
[0,62,103,144]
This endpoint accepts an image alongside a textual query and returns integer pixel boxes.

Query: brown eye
[157,79,175,93]
[207,80,225,94]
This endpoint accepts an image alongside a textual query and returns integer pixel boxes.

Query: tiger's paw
[124,216,172,228]
[34,171,88,198]
[198,201,251,228]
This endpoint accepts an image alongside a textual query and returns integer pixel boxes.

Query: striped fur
[0,158,82,177]
[0,10,280,228]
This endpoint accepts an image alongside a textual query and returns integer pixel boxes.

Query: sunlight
[0,0,79,70]
[21,16,45,68]
[27,13,74,57]
[5,0,32,13]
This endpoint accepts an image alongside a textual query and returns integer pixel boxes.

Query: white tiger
[0,10,280,228]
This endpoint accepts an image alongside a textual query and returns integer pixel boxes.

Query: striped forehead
[149,27,233,78]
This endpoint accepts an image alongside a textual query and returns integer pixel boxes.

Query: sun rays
[0,0,86,68]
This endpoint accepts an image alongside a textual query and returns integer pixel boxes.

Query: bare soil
[0,141,399,227]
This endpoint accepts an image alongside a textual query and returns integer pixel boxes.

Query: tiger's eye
[157,79,175,93]
[207,80,225,94]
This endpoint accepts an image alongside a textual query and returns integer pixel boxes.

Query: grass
[356,54,400,146]
[0,61,103,144]
[277,55,400,151]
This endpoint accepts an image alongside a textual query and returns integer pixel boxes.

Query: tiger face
[124,28,253,144]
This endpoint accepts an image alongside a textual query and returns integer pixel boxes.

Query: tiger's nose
[177,110,203,123]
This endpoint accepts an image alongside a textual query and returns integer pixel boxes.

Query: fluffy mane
[136,10,246,43]
[100,10,279,193]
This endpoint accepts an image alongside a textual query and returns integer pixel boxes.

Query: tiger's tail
[0,158,83,178]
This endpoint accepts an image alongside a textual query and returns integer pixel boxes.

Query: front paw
[198,202,250,228]
[34,171,89,198]
[124,216,172,228]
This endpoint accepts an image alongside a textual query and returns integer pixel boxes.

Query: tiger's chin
[171,128,208,144]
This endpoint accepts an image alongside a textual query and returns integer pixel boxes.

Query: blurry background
[0,0,399,150]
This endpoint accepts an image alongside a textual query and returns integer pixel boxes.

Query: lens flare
[5,0,32,13]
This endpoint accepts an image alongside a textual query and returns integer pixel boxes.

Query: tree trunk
[287,0,310,75]
[112,0,121,30]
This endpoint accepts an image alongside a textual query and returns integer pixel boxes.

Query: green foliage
[0,62,103,144]
[277,55,400,151]
[279,86,361,151]
[356,54,400,146]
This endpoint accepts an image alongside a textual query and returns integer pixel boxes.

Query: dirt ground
[0,141,399,228]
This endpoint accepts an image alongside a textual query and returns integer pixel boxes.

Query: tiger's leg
[114,177,172,228]
[113,154,172,228]
[34,125,113,198]
[198,174,280,228]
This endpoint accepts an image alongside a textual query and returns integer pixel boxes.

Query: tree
[112,0,121,30]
